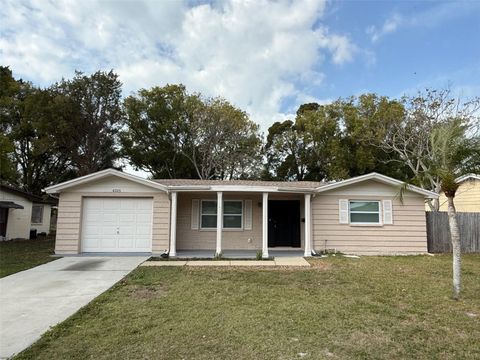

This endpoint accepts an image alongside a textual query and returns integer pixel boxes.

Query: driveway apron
[0,256,147,359]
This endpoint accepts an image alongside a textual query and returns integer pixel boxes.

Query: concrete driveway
[0,256,148,359]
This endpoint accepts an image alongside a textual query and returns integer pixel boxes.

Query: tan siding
[312,192,428,255]
[152,193,170,253]
[55,191,170,255]
[55,192,82,254]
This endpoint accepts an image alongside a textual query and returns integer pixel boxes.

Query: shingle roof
[153,179,324,189]
[0,184,58,204]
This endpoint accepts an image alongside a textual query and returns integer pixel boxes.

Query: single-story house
[45,169,438,256]
[427,174,480,212]
[0,184,57,240]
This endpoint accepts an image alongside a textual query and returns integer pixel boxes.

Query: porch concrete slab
[186,261,231,266]
[274,257,311,267]
[140,261,187,267]
[230,260,276,266]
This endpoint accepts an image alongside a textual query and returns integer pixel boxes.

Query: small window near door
[31,204,44,224]
[349,201,380,224]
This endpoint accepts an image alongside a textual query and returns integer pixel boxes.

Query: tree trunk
[446,195,461,300]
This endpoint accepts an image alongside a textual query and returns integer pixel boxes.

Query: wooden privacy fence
[426,212,480,253]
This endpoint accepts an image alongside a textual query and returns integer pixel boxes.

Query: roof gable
[315,173,438,198]
[44,169,168,194]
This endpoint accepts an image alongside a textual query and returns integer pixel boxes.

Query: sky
[1,0,479,132]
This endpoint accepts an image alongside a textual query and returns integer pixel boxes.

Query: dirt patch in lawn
[127,285,167,299]
[306,259,332,270]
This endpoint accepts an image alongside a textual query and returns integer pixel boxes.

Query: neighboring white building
[0,184,57,240]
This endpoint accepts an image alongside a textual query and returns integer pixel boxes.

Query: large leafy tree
[0,67,69,193]
[264,94,407,181]
[121,84,262,179]
[187,97,262,180]
[263,120,310,180]
[0,67,18,183]
[338,94,409,180]
[120,85,199,178]
[47,70,123,176]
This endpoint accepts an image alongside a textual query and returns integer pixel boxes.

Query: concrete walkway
[0,256,147,359]
[141,257,310,267]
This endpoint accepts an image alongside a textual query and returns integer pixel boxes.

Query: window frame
[31,204,44,224]
[223,200,244,230]
[200,199,244,230]
[348,200,382,225]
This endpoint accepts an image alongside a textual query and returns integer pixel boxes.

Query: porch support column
[304,193,312,257]
[262,192,269,259]
[216,191,223,256]
[169,192,177,257]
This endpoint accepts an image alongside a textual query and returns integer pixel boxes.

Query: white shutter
[339,199,349,224]
[244,200,252,230]
[383,200,393,225]
[191,199,200,229]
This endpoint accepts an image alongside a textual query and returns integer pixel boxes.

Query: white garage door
[81,198,153,253]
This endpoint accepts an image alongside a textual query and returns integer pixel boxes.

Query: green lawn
[15,254,480,360]
[0,237,56,278]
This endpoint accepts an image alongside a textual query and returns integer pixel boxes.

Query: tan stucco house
[0,184,56,240]
[435,174,480,212]
[45,169,438,257]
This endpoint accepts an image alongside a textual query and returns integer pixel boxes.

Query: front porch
[168,190,313,258]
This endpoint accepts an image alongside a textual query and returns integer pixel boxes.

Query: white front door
[81,198,153,253]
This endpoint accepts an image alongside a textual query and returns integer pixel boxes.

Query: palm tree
[428,118,479,299]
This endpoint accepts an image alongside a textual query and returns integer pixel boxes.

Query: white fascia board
[277,187,315,194]
[44,168,168,193]
[167,186,212,191]
[456,174,480,183]
[169,185,315,193]
[315,172,439,198]
[170,185,282,192]
[209,185,279,192]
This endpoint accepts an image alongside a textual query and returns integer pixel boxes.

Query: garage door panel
[137,200,153,210]
[136,226,151,236]
[135,238,150,249]
[81,198,153,253]
[83,225,99,236]
[136,213,152,223]
[102,213,117,223]
[84,212,101,222]
[83,235,99,248]
[118,225,134,235]
[118,236,134,248]
[118,214,135,223]
[101,225,118,235]
[100,236,117,248]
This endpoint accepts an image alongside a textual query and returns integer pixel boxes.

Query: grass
[15,254,480,360]
[0,237,56,278]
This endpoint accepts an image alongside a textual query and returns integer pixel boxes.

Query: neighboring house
[0,184,57,240]
[45,169,438,256]
[435,174,480,212]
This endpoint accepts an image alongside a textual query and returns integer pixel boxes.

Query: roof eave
[44,169,168,194]
[314,172,439,198]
